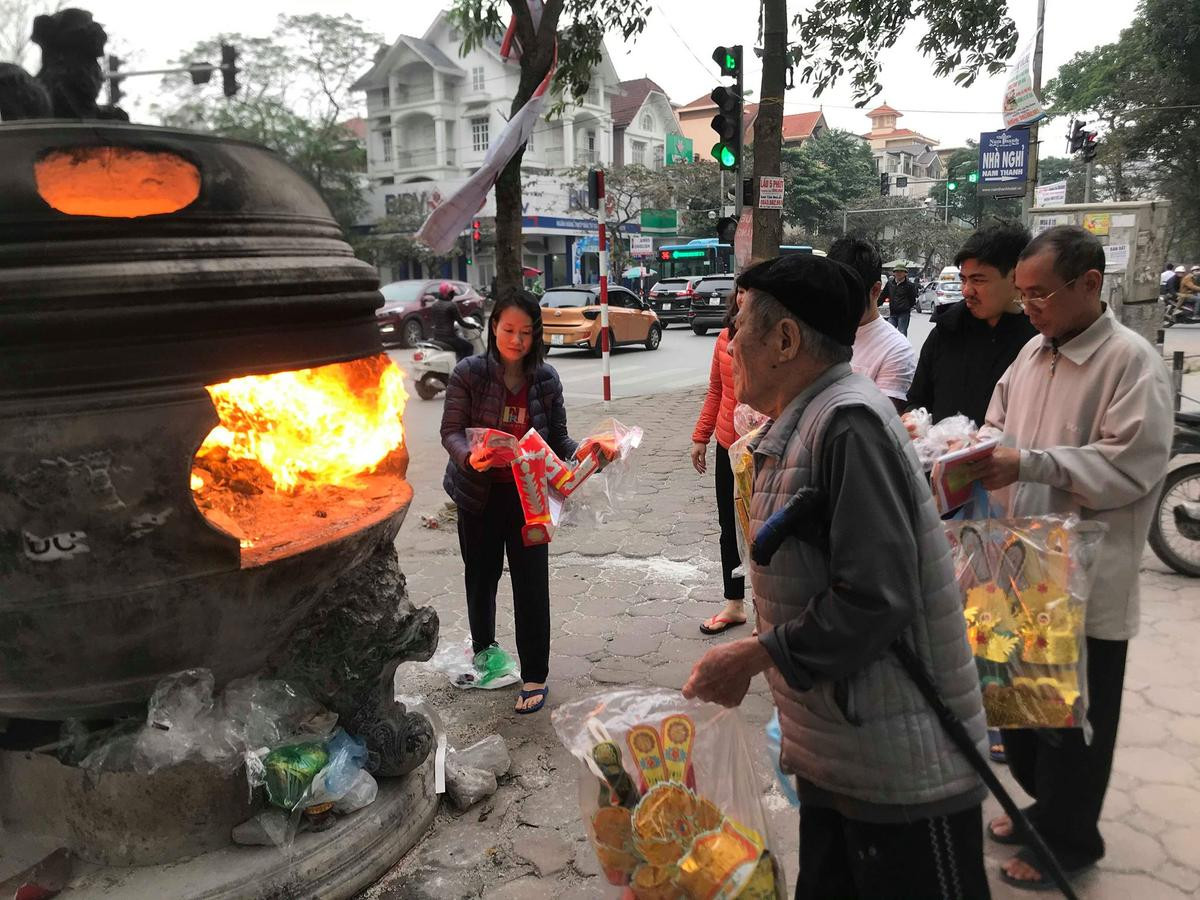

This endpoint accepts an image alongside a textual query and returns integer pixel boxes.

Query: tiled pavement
[362,387,1200,900]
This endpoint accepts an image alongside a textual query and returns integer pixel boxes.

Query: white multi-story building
[351,11,621,186]
[352,11,635,286]
[862,103,944,199]
[609,78,682,170]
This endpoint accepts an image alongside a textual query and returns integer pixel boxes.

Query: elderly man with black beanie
[684,254,990,899]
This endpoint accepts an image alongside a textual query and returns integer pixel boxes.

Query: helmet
[1175,266,1187,274]
[438,281,457,300]
[1191,266,1200,273]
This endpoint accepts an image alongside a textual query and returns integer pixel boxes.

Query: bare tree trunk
[751,0,787,261]
[493,0,558,302]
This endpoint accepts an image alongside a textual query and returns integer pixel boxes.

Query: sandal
[989,728,1007,763]
[987,815,1024,846]
[998,847,1092,893]
[699,614,746,635]
[515,685,549,715]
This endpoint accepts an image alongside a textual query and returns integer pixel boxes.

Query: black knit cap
[737,253,866,346]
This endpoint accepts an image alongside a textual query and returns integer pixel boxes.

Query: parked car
[687,274,736,335]
[647,276,703,327]
[375,279,484,348]
[540,284,662,356]
[931,266,963,320]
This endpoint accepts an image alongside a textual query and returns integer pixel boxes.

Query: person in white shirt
[827,236,916,411]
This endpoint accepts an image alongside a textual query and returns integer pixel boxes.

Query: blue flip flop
[515,686,549,715]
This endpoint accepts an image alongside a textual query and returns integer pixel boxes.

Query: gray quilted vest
[750,363,986,807]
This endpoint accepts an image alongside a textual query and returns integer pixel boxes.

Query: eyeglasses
[1020,276,1079,309]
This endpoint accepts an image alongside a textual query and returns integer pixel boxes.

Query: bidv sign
[978,129,1030,198]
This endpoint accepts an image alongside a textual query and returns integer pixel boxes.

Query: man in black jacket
[880,265,918,335]
[905,220,1038,428]
[431,282,474,361]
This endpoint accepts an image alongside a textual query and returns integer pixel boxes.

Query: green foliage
[778,129,876,233]
[843,196,971,274]
[790,0,1017,106]
[154,14,381,234]
[925,143,1019,228]
[1044,0,1200,257]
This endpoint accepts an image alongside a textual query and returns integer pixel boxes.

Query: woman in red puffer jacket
[690,284,747,635]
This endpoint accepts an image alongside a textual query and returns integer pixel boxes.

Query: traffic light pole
[734,63,744,222]
[595,170,611,404]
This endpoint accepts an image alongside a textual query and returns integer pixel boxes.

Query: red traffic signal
[472,219,482,240]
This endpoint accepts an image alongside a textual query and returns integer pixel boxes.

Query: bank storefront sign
[978,130,1030,199]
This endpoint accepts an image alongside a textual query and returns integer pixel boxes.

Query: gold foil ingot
[592,806,633,849]
[630,864,685,900]
[676,819,763,899]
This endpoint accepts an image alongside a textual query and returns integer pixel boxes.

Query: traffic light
[709,86,742,170]
[1068,119,1086,153]
[946,179,958,192]
[105,55,123,106]
[880,172,891,196]
[221,43,239,98]
[472,219,483,258]
[967,171,979,183]
[709,44,742,172]
[1081,133,1099,162]
[586,169,600,209]
[896,176,908,189]
[712,45,741,77]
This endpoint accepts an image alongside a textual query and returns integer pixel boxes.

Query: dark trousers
[796,804,990,900]
[456,482,551,683]
[1001,636,1128,870]
[889,311,911,336]
[714,443,745,601]
[446,334,473,362]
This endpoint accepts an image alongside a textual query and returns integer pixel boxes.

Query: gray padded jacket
[750,363,987,811]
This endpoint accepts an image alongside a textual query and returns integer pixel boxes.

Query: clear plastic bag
[552,688,785,899]
[944,515,1106,732]
[733,403,769,439]
[425,638,520,690]
[764,712,798,807]
[727,424,766,578]
[905,409,980,470]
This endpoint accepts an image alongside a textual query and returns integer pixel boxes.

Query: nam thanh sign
[978,130,1030,198]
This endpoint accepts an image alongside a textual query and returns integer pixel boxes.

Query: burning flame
[193,354,407,493]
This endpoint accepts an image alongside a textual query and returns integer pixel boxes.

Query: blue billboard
[978,129,1030,198]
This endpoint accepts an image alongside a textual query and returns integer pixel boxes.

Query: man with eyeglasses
[973,224,1173,892]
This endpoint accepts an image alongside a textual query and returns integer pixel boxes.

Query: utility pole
[751,0,787,262]
[1022,0,1046,217]
[1084,161,1094,203]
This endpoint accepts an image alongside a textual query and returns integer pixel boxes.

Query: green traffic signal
[711,45,741,77]
[711,143,737,168]
[947,181,958,192]
[968,171,979,183]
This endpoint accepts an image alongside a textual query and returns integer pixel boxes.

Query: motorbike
[410,315,486,401]
[1148,410,1200,577]
[1162,292,1200,327]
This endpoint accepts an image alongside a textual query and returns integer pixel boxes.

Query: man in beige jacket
[976,225,1173,891]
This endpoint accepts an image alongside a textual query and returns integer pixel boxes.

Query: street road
[389,314,1200,495]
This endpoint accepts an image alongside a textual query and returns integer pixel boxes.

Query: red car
[376,279,484,348]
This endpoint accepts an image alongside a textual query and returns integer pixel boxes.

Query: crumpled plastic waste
[241,727,375,848]
[444,735,510,811]
[73,670,334,777]
[426,639,520,691]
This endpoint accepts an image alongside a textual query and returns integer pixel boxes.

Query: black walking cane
[752,492,1081,900]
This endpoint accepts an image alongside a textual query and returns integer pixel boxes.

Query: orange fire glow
[192,354,407,493]
[35,147,201,218]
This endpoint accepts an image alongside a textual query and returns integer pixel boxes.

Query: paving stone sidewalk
[362,387,1200,900]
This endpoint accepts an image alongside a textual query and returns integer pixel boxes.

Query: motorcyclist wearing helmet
[431,281,475,362]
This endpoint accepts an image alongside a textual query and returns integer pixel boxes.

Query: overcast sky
[70,0,1137,150]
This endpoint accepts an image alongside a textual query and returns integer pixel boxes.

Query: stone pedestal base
[0,757,438,899]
